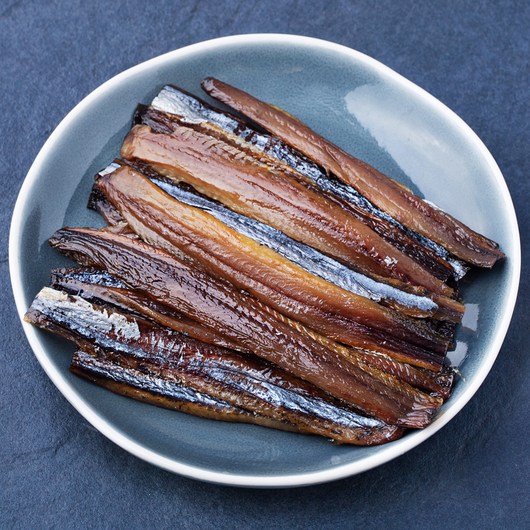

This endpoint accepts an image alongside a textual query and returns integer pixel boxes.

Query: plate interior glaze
[9,35,520,487]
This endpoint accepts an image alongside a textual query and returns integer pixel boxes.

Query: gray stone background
[1,1,528,528]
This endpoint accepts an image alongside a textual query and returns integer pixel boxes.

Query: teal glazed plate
[9,35,520,487]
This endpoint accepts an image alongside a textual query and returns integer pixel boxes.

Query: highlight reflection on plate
[9,35,520,487]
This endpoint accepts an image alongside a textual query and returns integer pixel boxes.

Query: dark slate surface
[1,1,528,528]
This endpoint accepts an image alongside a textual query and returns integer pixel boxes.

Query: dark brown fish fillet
[25,288,403,444]
[145,87,460,281]
[50,267,243,352]
[51,267,453,399]
[120,122,454,297]
[201,77,504,268]
[48,227,443,427]
[95,159,462,322]
[141,92,461,282]
[97,165,454,362]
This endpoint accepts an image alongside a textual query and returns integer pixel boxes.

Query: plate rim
[9,33,521,488]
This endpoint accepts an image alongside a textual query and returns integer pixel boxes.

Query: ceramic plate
[9,35,520,487]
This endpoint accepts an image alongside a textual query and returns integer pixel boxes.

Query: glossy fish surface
[51,266,454,399]
[48,227,443,427]
[72,349,259,423]
[51,267,243,351]
[149,85,464,281]
[202,77,504,268]
[97,165,456,367]
[120,122,454,297]
[26,288,403,444]
[115,158,462,323]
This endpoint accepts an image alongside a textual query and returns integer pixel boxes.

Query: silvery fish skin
[97,165,456,364]
[51,267,454,399]
[120,121,454,298]
[72,349,262,423]
[48,227,443,428]
[92,160,463,323]
[201,77,504,268]
[51,267,244,352]
[149,84,467,281]
[25,287,403,445]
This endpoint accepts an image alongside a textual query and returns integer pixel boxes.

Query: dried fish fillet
[26,288,403,444]
[202,77,504,267]
[48,228,443,427]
